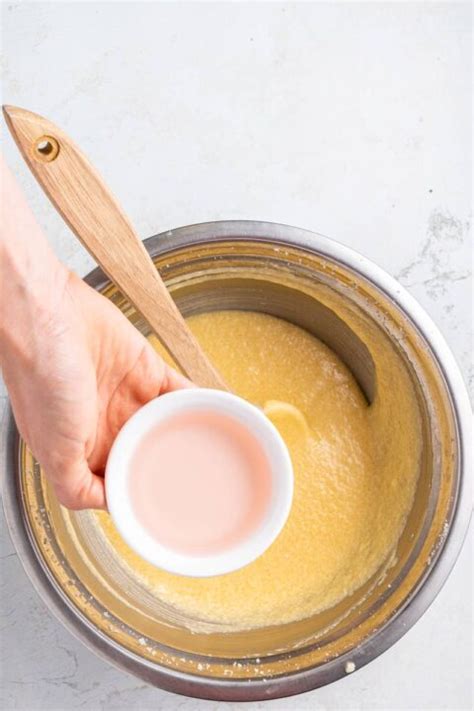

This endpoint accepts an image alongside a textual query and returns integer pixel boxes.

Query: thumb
[140,340,195,397]
[159,363,196,394]
[53,459,107,511]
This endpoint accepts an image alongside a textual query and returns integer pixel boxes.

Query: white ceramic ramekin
[105,388,294,577]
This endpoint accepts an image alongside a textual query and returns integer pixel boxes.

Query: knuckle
[54,477,91,511]
[55,489,84,511]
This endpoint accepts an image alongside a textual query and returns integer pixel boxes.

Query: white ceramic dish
[105,388,294,577]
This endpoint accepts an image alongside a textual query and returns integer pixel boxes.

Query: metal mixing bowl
[2,221,471,701]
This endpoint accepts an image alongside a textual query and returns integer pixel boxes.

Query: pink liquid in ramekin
[128,410,272,556]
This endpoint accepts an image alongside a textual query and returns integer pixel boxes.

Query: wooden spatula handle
[3,105,227,390]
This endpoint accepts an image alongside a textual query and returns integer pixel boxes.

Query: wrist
[0,251,70,366]
[0,156,73,362]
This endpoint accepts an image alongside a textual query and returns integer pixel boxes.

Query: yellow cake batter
[93,310,421,630]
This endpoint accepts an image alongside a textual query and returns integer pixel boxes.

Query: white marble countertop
[1,2,472,710]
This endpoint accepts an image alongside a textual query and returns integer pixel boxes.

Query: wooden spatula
[3,105,228,390]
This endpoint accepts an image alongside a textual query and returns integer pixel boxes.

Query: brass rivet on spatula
[32,135,60,162]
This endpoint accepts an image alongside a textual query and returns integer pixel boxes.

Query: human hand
[0,157,191,510]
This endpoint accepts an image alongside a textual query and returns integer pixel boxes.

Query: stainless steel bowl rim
[2,220,472,702]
